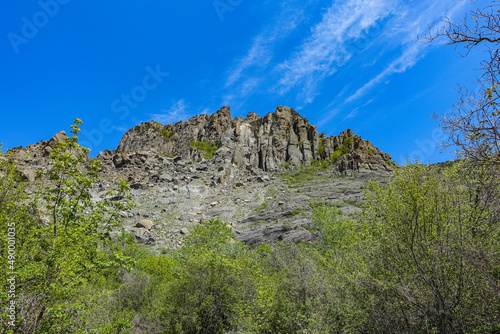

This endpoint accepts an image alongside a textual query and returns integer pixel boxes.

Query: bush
[190,141,218,159]
[0,120,137,333]
[362,163,500,333]
[160,219,260,333]
[317,137,324,156]
[330,149,343,162]
[157,123,175,142]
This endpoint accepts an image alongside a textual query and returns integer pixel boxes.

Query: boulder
[47,131,67,148]
[23,170,36,182]
[129,227,151,240]
[136,219,154,230]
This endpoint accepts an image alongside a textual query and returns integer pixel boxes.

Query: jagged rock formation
[113,106,393,174]
[7,131,67,166]
[3,131,89,182]
[3,106,395,248]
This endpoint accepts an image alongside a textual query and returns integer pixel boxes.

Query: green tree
[161,220,259,333]
[1,120,135,333]
[363,163,500,333]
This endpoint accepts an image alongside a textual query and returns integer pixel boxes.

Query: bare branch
[424,1,500,170]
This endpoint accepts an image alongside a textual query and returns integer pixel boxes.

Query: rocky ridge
[3,106,395,250]
[113,106,393,174]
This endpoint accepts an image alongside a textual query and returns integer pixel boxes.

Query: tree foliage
[0,120,135,333]
[363,163,500,333]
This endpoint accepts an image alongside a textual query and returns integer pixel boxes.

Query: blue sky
[0,0,485,163]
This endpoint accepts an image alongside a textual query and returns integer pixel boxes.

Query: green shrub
[362,163,500,333]
[317,137,324,156]
[330,149,343,162]
[160,219,259,333]
[336,137,353,155]
[160,128,172,141]
[0,120,137,333]
[158,124,175,142]
[190,141,218,159]
[367,148,373,156]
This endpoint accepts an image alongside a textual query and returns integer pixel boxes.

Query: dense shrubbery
[363,163,500,333]
[1,122,498,333]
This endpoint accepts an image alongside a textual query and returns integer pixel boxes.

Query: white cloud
[149,100,190,124]
[346,42,425,103]
[219,0,468,118]
[273,0,397,103]
[343,98,375,120]
[225,34,274,88]
[200,107,211,115]
[344,0,467,104]
[223,1,311,103]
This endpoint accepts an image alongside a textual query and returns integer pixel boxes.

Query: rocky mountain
[112,106,393,174]
[3,106,395,250]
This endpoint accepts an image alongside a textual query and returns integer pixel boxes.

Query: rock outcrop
[114,106,393,174]
[4,130,91,182]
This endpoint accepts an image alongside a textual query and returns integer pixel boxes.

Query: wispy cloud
[200,107,211,115]
[274,0,397,103]
[149,99,190,124]
[346,42,425,103]
[222,1,311,105]
[219,0,468,120]
[344,0,467,104]
[225,35,274,88]
[343,98,375,120]
[225,5,305,87]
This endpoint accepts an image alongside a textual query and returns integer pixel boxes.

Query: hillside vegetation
[1,120,498,333]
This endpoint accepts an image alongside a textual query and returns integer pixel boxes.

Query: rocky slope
[3,106,395,250]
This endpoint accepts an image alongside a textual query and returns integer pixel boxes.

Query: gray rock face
[48,131,67,148]
[5,129,88,174]
[114,106,392,173]
[235,219,317,246]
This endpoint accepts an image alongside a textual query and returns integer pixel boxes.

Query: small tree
[1,120,135,333]
[162,219,258,333]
